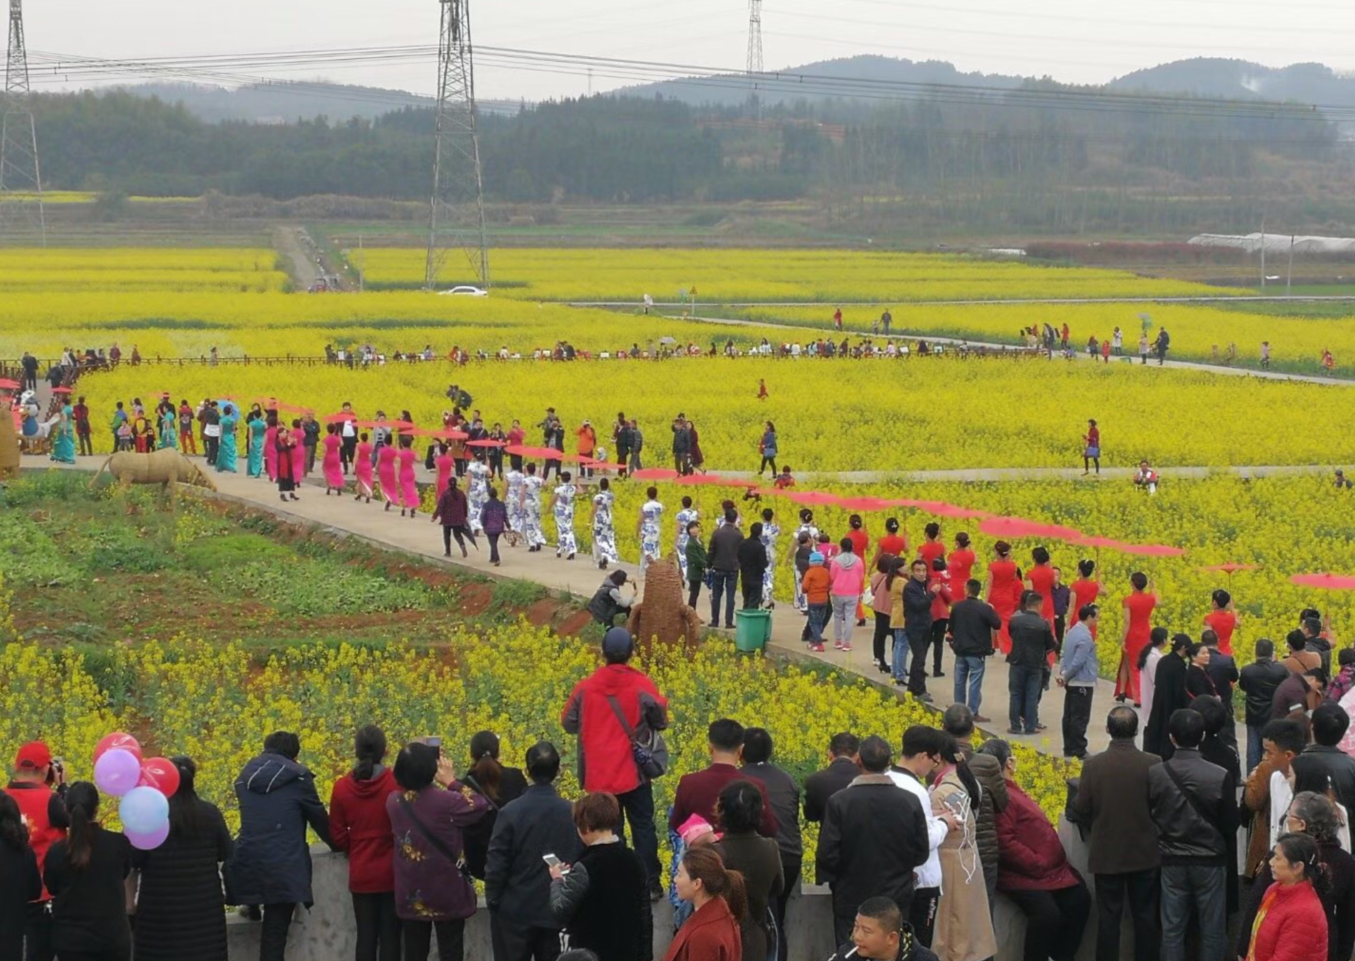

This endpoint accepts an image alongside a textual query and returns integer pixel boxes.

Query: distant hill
[1108,58,1355,107]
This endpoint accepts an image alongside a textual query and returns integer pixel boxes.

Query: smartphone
[542,853,569,874]
[427,736,442,757]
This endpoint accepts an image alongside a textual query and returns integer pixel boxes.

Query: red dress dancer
[947,536,976,593]
[435,451,454,503]
[1027,558,1057,628]
[377,444,400,510]
[321,430,344,494]
[987,545,1020,654]
[264,424,279,480]
[398,444,420,516]
[354,438,374,501]
[1070,573,1102,638]
[290,428,305,481]
[1116,580,1158,704]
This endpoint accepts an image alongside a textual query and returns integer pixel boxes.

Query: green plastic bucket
[734,609,772,654]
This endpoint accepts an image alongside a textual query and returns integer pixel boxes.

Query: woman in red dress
[1116,571,1158,704]
[946,532,976,592]
[985,541,1020,654]
[1069,559,1101,637]
[1203,588,1239,655]
[847,514,871,625]
[1026,546,1057,628]
[871,517,907,568]
[919,522,945,568]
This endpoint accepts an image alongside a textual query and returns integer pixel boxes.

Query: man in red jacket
[562,626,669,899]
[5,741,68,961]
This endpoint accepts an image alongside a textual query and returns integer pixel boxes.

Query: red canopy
[1290,573,1355,591]
[51,386,73,394]
[323,412,356,424]
[505,444,563,459]
[788,491,840,506]
[835,496,895,511]
[631,467,680,481]
[980,517,1084,541]
[0,378,20,390]
[1118,544,1187,557]
[465,438,505,448]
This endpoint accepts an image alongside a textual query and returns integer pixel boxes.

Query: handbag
[399,794,477,886]
[606,694,668,780]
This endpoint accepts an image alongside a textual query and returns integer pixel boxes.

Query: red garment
[994,779,1083,892]
[1116,592,1158,701]
[877,533,907,559]
[668,763,778,838]
[919,540,945,568]
[1246,880,1328,961]
[1028,564,1057,623]
[988,560,1020,654]
[328,768,399,893]
[507,426,525,447]
[928,570,953,621]
[1205,610,1238,655]
[562,664,668,796]
[845,528,869,560]
[947,547,976,590]
[1070,578,1101,637]
[662,894,742,961]
[4,782,65,899]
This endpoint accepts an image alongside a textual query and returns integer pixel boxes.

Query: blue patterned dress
[247,417,265,477]
[592,490,618,566]
[505,469,526,538]
[215,412,239,473]
[50,405,76,463]
[674,507,699,581]
[467,459,490,534]
[639,498,664,575]
[760,522,780,607]
[553,483,577,557]
[159,410,178,451]
[523,476,546,547]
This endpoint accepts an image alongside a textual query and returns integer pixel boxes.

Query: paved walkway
[37,456,1122,757]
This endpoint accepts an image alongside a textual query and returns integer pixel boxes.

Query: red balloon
[137,757,181,798]
[93,732,142,765]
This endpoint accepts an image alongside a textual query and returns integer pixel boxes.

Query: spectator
[0,792,40,961]
[802,551,833,652]
[1184,642,1217,701]
[1245,718,1309,880]
[941,706,1007,924]
[902,558,938,700]
[816,735,929,945]
[685,521,707,610]
[3,740,67,961]
[1070,707,1161,961]
[1303,616,1333,678]
[827,896,940,961]
[738,727,803,961]
[984,738,1091,961]
[1293,701,1355,815]
[870,555,897,675]
[43,782,132,961]
[486,742,581,961]
[1143,635,1192,760]
[225,731,334,961]
[1284,629,1323,676]
[1058,603,1099,759]
[1239,793,1354,961]
[1241,833,1330,961]
[930,734,994,961]
[830,537,867,653]
[462,730,529,881]
[947,579,1001,720]
[549,792,653,961]
[1202,629,1239,750]
[803,733,860,824]
[1329,649,1355,703]
[888,726,959,946]
[670,719,777,839]
[588,572,637,629]
[328,726,400,961]
[738,522,769,611]
[561,627,669,899]
[713,781,783,961]
[1146,709,1239,961]
[1007,591,1057,735]
[387,742,490,961]
[663,846,744,961]
[1274,669,1326,719]
[707,510,743,630]
[131,757,233,961]
[1241,639,1289,772]
[1192,695,1241,786]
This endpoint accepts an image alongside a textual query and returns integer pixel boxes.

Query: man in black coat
[1007,591,1056,735]
[803,732,860,824]
[485,742,582,961]
[225,732,333,961]
[707,510,743,629]
[817,735,928,946]
[1239,638,1288,773]
[1202,629,1239,751]
[1293,701,1355,814]
[737,522,770,611]
[903,559,939,701]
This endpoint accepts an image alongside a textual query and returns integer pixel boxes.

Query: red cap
[15,742,51,770]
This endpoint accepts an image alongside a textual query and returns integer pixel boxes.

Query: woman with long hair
[1137,627,1171,723]
[1143,634,1193,759]
[330,726,401,961]
[713,781,782,961]
[931,735,995,961]
[43,782,133,961]
[131,757,233,961]
[664,846,745,961]
[870,554,896,675]
[0,792,40,961]
[1243,832,1330,961]
[275,425,300,502]
[985,541,1020,654]
[461,731,528,883]
[1116,572,1158,705]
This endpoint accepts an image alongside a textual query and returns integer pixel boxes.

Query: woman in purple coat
[387,742,489,961]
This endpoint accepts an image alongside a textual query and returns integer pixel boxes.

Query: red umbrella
[752,487,783,497]
[0,378,20,389]
[506,444,565,459]
[51,386,73,394]
[1118,543,1187,557]
[675,473,726,485]
[1290,573,1355,590]
[324,412,357,424]
[390,420,417,431]
[980,517,1084,541]
[1075,536,1125,549]
[835,496,895,511]
[400,426,442,437]
[788,491,840,506]
[631,467,680,481]
[465,438,505,448]
[436,429,470,441]
[1199,563,1260,575]
[354,420,385,429]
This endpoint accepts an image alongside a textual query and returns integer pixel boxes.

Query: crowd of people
[11,619,1355,961]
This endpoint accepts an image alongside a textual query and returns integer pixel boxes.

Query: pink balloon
[93,748,141,797]
[125,821,170,851]
[93,732,142,765]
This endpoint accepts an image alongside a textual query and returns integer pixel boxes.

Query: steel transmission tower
[425,0,488,291]
[746,0,763,117]
[0,0,45,245]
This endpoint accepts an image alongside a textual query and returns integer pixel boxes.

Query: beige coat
[931,771,996,961]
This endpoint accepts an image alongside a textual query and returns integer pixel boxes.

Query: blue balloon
[119,786,169,835]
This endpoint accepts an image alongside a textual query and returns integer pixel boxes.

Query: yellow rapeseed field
[0,247,287,293]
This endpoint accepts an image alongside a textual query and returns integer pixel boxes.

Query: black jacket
[485,783,582,929]
[816,774,929,918]
[949,597,1001,657]
[1239,658,1289,727]
[1144,653,1190,759]
[1294,745,1355,815]
[132,799,234,961]
[549,840,653,961]
[739,761,804,860]
[1071,739,1162,875]
[830,925,941,961]
[1007,611,1056,669]
[44,825,132,956]
[708,524,743,572]
[1147,747,1238,865]
[803,756,859,824]
[737,535,769,579]
[902,579,933,635]
[0,841,40,960]
[462,766,528,881]
[224,751,332,906]
[1206,649,1239,706]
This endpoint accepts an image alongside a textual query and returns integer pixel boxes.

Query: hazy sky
[21,0,1355,102]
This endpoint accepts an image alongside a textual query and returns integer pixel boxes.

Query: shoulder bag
[399,793,476,884]
[606,694,669,780]
[1162,762,1224,843]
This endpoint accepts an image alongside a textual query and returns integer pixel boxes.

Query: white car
[438,286,488,297]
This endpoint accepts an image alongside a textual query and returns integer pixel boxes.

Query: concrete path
[574,295,1355,307]
[35,456,1124,757]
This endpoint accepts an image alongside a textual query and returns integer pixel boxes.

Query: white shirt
[887,768,947,890]
[1269,770,1294,852]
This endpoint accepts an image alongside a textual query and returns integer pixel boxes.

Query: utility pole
[0,0,45,246]
[746,0,763,120]
[425,0,489,291]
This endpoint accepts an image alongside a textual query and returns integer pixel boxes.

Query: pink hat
[677,814,716,845]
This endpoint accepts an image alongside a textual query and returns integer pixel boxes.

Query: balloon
[93,732,142,765]
[138,757,181,798]
[119,786,170,835]
[94,748,142,797]
[125,821,170,851]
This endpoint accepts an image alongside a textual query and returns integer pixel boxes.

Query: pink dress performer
[354,439,374,501]
[377,444,400,511]
[435,451,454,503]
[290,430,306,481]
[398,444,420,516]
[263,425,279,480]
[321,431,344,494]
